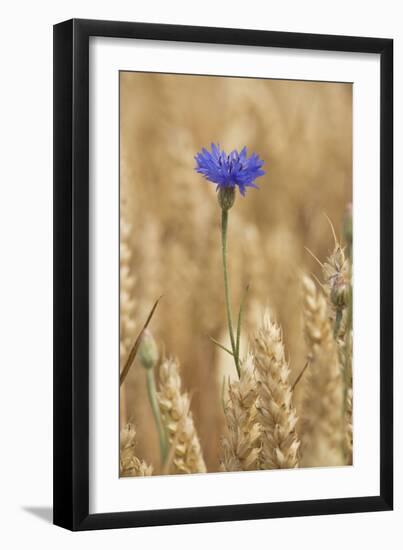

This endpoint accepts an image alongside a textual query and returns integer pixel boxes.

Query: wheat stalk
[253,313,300,469]
[300,275,344,467]
[345,386,353,464]
[158,358,206,474]
[120,424,153,477]
[221,354,261,471]
[323,240,353,462]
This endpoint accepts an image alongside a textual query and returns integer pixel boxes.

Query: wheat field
[119,71,352,475]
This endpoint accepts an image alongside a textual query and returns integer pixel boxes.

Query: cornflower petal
[194,143,265,196]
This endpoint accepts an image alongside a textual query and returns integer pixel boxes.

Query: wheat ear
[119,208,137,426]
[300,275,344,466]
[120,424,153,477]
[253,313,300,469]
[120,214,137,365]
[158,358,206,474]
[221,354,261,471]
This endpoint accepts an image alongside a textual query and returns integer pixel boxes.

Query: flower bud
[138,329,159,370]
[217,186,236,210]
[330,275,349,310]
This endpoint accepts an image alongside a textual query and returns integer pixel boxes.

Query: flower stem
[221,208,240,378]
[236,285,249,360]
[333,309,342,339]
[145,368,168,465]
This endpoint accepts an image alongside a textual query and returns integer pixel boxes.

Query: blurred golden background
[119,71,352,472]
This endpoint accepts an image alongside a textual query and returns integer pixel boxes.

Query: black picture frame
[53,18,393,531]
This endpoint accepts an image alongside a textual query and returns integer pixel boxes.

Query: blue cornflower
[194,143,265,196]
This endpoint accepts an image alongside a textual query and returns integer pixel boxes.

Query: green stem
[291,358,311,392]
[221,208,240,378]
[236,285,249,360]
[334,309,342,339]
[210,336,234,356]
[146,368,168,464]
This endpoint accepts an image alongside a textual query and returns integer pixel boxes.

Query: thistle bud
[330,274,349,310]
[217,186,236,211]
[138,329,159,370]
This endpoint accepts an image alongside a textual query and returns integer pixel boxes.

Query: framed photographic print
[53,19,393,530]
